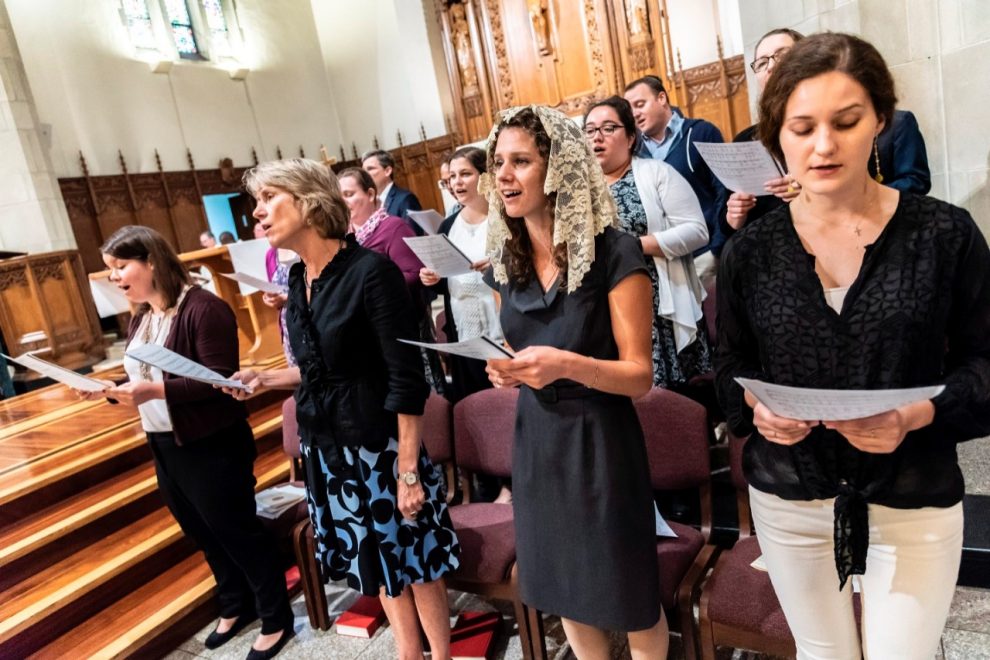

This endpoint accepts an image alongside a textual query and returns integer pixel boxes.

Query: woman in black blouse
[715,33,990,659]
[225,159,460,660]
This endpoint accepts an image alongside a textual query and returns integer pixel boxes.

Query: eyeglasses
[750,47,791,74]
[584,123,623,138]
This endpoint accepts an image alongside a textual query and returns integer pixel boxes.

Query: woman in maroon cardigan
[80,226,293,660]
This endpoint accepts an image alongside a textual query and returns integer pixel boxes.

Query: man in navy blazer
[624,76,728,284]
[361,150,423,231]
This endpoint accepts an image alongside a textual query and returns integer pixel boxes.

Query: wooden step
[29,553,217,660]
[0,395,286,526]
[0,463,161,589]
[0,437,291,658]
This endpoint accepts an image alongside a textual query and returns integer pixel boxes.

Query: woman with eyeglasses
[723,28,806,234]
[584,96,712,390]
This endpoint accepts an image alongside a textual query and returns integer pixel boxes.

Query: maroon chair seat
[633,388,720,660]
[448,388,547,660]
[657,522,707,612]
[703,536,791,642]
[448,503,516,584]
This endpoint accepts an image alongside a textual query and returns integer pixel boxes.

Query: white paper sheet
[694,141,784,195]
[125,344,251,391]
[3,352,108,392]
[398,337,514,361]
[88,277,132,318]
[220,272,287,295]
[402,234,474,277]
[224,238,272,295]
[654,503,678,539]
[407,209,446,235]
[735,378,944,421]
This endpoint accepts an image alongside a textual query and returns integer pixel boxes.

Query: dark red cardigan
[125,286,247,444]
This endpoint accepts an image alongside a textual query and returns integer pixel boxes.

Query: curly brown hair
[489,108,569,288]
[758,32,897,165]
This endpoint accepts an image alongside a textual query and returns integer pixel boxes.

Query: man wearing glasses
[624,76,728,286]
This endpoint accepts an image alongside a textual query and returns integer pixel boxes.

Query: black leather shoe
[204,614,255,650]
[245,624,295,660]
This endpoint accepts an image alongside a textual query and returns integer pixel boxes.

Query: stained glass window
[121,0,157,51]
[202,0,232,58]
[164,0,201,59]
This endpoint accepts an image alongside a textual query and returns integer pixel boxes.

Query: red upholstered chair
[447,388,547,660]
[420,391,457,503]
[633,388,719,660]
[697,431,796,659]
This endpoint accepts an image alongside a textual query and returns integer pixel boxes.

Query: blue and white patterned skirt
[300,438,460,597]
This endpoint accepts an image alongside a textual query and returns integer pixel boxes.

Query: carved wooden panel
[608,0,672,90]
[477,0,616,115]
[0,251,104,370]
[673,55,751,141]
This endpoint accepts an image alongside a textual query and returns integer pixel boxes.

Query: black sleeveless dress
[484,227,662,631]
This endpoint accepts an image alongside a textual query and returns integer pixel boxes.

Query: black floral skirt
[301,439,461,596]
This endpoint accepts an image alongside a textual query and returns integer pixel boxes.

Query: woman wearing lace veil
[483,106,667,658]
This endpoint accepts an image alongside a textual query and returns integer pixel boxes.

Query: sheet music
[402,235,474,277]
[735,378,944,421]
[220,272,287,295]
[125,344,251,391]
[88,277,132,318]
[398,337,514,361]
[224,238,272,295]
[407,209,446,235]
[694,141,783,195]
[3,352,109,392]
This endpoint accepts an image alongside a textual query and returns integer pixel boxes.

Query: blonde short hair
[242,159,349,239]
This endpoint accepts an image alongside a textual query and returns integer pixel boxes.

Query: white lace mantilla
[479,105,617,293]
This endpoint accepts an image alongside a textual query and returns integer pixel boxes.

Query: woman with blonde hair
[224,159,460,660]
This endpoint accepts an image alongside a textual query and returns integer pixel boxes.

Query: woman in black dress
[482,106,666,659]
[226,159,460,660]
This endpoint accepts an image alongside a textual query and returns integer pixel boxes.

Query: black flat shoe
[204,613,255,650]
[245,624,295,660]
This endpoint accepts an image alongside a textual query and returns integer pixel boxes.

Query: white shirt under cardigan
[629,156,709,352]
[122,310,174,433]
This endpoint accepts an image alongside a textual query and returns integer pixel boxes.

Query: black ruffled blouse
[715,193,990,586]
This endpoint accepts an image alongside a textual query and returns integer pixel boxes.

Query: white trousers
[749,487,963,660]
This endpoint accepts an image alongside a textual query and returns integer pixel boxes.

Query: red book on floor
[335,595,386,638]
[450,611,502,660]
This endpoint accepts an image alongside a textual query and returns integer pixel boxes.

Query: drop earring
[873,136,883,183]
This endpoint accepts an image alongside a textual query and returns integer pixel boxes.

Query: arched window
[119,0,241,64]
[120,0,158,51]
[163,0,202,59]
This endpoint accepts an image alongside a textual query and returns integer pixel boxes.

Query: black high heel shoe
[245,623,295,660]
[204,613,255,649]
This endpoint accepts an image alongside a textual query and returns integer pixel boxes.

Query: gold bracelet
[590,358,599,389]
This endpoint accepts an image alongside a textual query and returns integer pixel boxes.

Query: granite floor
[169,581,990,660]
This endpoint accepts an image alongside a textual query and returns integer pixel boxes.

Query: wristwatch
[399,471,419,486]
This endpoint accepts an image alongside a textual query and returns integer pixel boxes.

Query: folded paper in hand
[734,378,944,421]
[399,337,514,361]
[125,344,251,391]
[220,271,287,295]
[407,209,445,235]
[402,234,474,277]
[3,352,108,392]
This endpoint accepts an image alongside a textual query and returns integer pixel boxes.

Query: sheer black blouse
[285,236,428,465]
[715,193,990,585]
